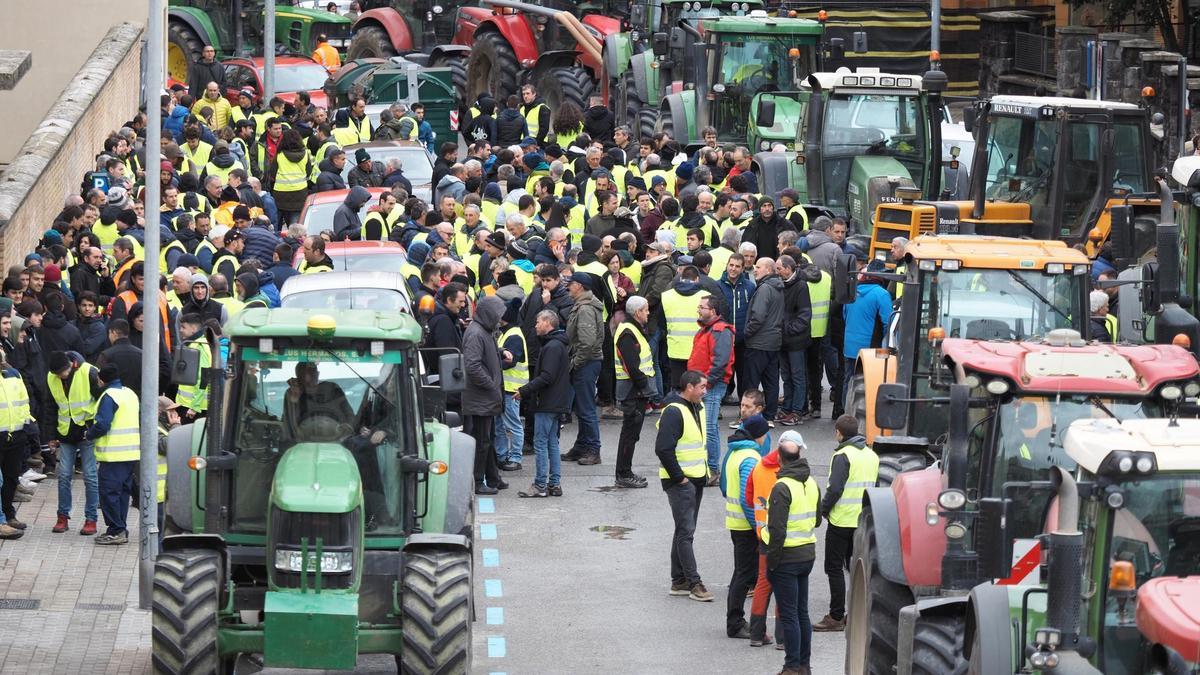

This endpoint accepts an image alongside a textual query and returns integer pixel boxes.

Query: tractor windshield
[920,267,1085,343]
[227,348,412,535]
[710,33,813,141]
[820,91,928,208]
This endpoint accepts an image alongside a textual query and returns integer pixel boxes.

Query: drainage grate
[76,603,125,611]
[0,598,40,610]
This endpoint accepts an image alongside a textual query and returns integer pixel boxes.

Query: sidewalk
[0,469,150,674]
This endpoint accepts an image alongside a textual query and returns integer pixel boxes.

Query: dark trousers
[769,559,815,669]
[732,342,747,400]
[599,323,615,406]
[0,437,24,521]
[727,528,759,635]
[666,478,704,586]
[804,339,833,413]
[668,358,689,392]
[464,414,501,487]
[825,524,855,620]
[98,460,137,536]
[742,348,780,419]
[616,395,647,477]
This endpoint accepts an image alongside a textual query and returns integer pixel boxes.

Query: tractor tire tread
[399,548,472,675]
[911,613,968,675]
[431,53,468,106]
[151,548,222,675]
[348,25,398,61]
[876,453,928,488]
[467,30,520,102]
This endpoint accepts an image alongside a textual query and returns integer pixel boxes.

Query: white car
[341,141,434,204]
[279,270,412,314]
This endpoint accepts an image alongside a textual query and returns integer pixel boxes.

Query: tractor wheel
[847,373,867,430]
[876,453,928,488]
[537,66,595,115]
[152,548,226,674]
[846,510,913,675]
[347,25,398,61]
[656,104,675,139]
[637,108,657,142]
[621,72,657,140]
[911,614,968,675]
[166,21,205,85]
[430,53,467,106]
[399,548,472,674]
[466,31,519,102]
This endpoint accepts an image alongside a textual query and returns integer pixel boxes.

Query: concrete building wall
[0,22,143,270]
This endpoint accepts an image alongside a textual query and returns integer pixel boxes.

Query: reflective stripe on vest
[761,476,818,546]
[94,387,140,462]
[274,153,310,192]
[660,288,703,359]
[657,401,707,479]
[498,327,529,392]
[613,322,654,381]
[809,271,831,339]
[46,362,97,436]
[827,444,879,528]
[723,447,759,531]
[175,338,212,413]
[1104,313,1118,342]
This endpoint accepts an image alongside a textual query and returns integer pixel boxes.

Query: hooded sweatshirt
[583,104,615,144]
[766,454,821,568]
[495,107,529,147]
[333,185,372,240]
[181,277,226,325]
[721,427,765,527]
[461,295,505,416]
[803,229,843,276]
[238,272,269,309]
[435,172,466,204]
[315,157,347,193]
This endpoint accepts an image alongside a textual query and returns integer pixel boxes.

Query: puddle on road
[589,485,619,493]
[590,525,635,540]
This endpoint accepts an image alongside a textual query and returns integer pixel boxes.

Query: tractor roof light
[1044,263,1064,274]
[1142,86,1156,98]
[788,9,797,17]
[817,9,828,21]
[258,338,274,353]
[788,47,801,60]
[1109,560,1136,592]
[842,76,859,86]
[1098,450,1158,478]
[1173,333,1192,349]
[918,259,937,271]
[1035,627,1061,649]
[941,259,961,271]
[1105,486,1125,509]
[927,326,945,343]
[1088,227,1104,242]
[859,76,876,86]
[938,489,967,510]
[929,50,940,62]
[985,379,1010,396]
[307,314,336,339]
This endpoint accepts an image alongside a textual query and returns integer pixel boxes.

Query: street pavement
[0,398,847,674]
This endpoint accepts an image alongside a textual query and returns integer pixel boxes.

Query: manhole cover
[590,525,635,540]
[76,603,125,611]
[0,599,39,610]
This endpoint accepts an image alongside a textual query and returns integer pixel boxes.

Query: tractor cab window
[979,115,1058,228]
[711,34,804,141]
[920,266,1083,347]
[1112,121,1148,193]
[229,350,408,535]
[819,92,927,210]
[1060,121,1105,238]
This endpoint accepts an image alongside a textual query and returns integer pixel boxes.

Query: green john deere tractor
[153,308,475,673]
[168,0,353,83]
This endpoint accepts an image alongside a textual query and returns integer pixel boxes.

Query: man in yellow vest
[656,370,713,602]
[614,295,656,489]
[495,303,528,472]
[520,85,551,146]
[47,351,102,535]
[722,413,770,639]
[813,415,878,633]
[803,267,833,420]
[763,434,821,671]
[0,358,34,539]
[89,364,140,545]
[175,314,212,421]
[659,266,706,390]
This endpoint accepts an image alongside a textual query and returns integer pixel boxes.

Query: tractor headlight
[274,548,354,574]
[938,489,967,510]
[985,379,1010,396]
[1161,384,1183,400]
[1185,381,1200,397]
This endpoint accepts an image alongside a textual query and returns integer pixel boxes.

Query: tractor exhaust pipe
[1045,466,1083,647]
[1156,178,1181,306]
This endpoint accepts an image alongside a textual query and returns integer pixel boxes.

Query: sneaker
[805,409,822,420]
[669,582,691,596]
[21,469,46,482]
[547,485,563,497]
[615,474,648,489]
[560,446,584,462]
[689,583,714,602]
[18,477,36,488]
[728,420,741,429]
[775,641,786,651]
[495,480,509,490]
[25,458,44,472]
[16,484,34,495]
[475,483,498,495]
[517,484,548,498]
[778,413,799,426]
[80,520,97,536]
[728,625,751,639]
[0,523,23,539]
[750,635,774,647]
[52,515,69,533]
[95,532,128,545]
[13,492,31,502]
[499,461,523,472]
[767,419,776,429]
[705,470,721,488]
[577,452,601,466]
[7,519,26,530]
[600,405,623,420]
[812,614,846,632]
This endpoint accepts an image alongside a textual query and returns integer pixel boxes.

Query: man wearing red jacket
[687,295,734,486]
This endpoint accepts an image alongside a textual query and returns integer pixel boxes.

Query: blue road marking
[478,497,495,513]
[487,607,504,625]
[482,548,500,567]
[480,523,497,540]
[485,579,503,597]
[487,636,507,658]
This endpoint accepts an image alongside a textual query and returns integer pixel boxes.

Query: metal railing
[1014,31,1056,78]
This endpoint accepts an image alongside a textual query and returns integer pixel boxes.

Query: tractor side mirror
[874,383,910,430]
[652,32,669,56]
[976,497,1014,579]
[852,31,868,53]
[1140,261,1161,314]
[828,37,845,61]
[439,353,466,393]
[756,98,776,129]
[172,347,201,386]
[962,107,976,134]
[832,252,858,304]
[443,410,461,428]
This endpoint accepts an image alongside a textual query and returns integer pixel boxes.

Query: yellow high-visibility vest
[827,443,879,527]
[708,246,734,280]
[273,152,310,193]
[657,401,707,480]
[760,475,819,547]
[786,204,809,230]
[523,102,548,140]
[723,446,760,531]
[613,322,654,381]
[182,141,213,168]
[175,338,212,413]
[660,288,703,359]
[0,375,32,433]
[94,386,140,462]
[498,326,528,393]
[809,271,831,339]
[46,362,97,436]
[202,159,244,185]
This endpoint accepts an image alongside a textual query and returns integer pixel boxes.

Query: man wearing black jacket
[776,254,819,426]
[614,296,655,489]
[656,370,714,602]
[70,247,116,309]
[422,283,467,374]
[514,310,571,498]
[98,320,143,401]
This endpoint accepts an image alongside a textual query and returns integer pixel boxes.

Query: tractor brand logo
[878,196,902,203]
[991,103,1034,116]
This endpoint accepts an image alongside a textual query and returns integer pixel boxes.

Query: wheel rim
[846,558,870,674]
[167,43,190,84]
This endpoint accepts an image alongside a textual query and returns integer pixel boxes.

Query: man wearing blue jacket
[721,414,770,639]
[718,253,754,402]
[841,259,893,395]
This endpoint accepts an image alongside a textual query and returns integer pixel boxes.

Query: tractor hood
[749,93,803,149]
[847,154,913,230]
[1136,577,1200,664]
[271,442,363,514]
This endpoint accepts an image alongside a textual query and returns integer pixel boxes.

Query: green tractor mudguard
[748,92,803,152]
[847,154,915,234]
[659,90,697,144]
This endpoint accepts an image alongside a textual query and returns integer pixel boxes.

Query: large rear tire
[911,614,967,675]
[656,104,675,140]
[152,548,226,674]
[846,511,913,675]
[430,53,468,106]
[466,31,519,102]
[167,21,205,84]
[847,373,867,430]
[347,25,399,60]
[399,548,472,674]
[536,66,595,117]
[876,453,928,488]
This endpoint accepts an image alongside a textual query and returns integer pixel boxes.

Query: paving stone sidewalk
[0,469,150,674]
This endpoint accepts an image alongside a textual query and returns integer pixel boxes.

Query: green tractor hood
[846,154,915,234]
[749,92,803,152]
[271,442,363,513]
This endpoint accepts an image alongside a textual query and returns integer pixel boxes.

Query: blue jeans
[532,413,562,488]
[780,349,808,414]
[702,381,727,471]
[769,559,815,669]
[493,394,524,465]
[571,359,602,453]
[98,460,137,536]
[647,329,666,404]
[57,440,99,521]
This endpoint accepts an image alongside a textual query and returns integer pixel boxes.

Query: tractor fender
[476,16,540,63]
[403,532,471,552]
[862,487,907,585]
[894,466,948,588]
[855,348,895,443]
[964,583,1017,675]
[603,33,626,81]
[429,44,471,63]
[629,51,656,105]
[169,8,220,50]
[442,429,477,538]
[659,90,695,143]
[1148,643,1192,675]
[527,50,582,84]
[353,8,414,53]
[164,421,205,533]
[896,596,968,675]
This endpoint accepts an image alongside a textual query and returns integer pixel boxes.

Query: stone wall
[0,22,143,269]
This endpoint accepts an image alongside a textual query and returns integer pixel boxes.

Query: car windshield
[921,267,1084,342]
[340,148,434,201]
[228,350,407,535]
[282,288,410,313]
[335,252,408,272]
[272,63,331,93]
[301,200,372,230]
